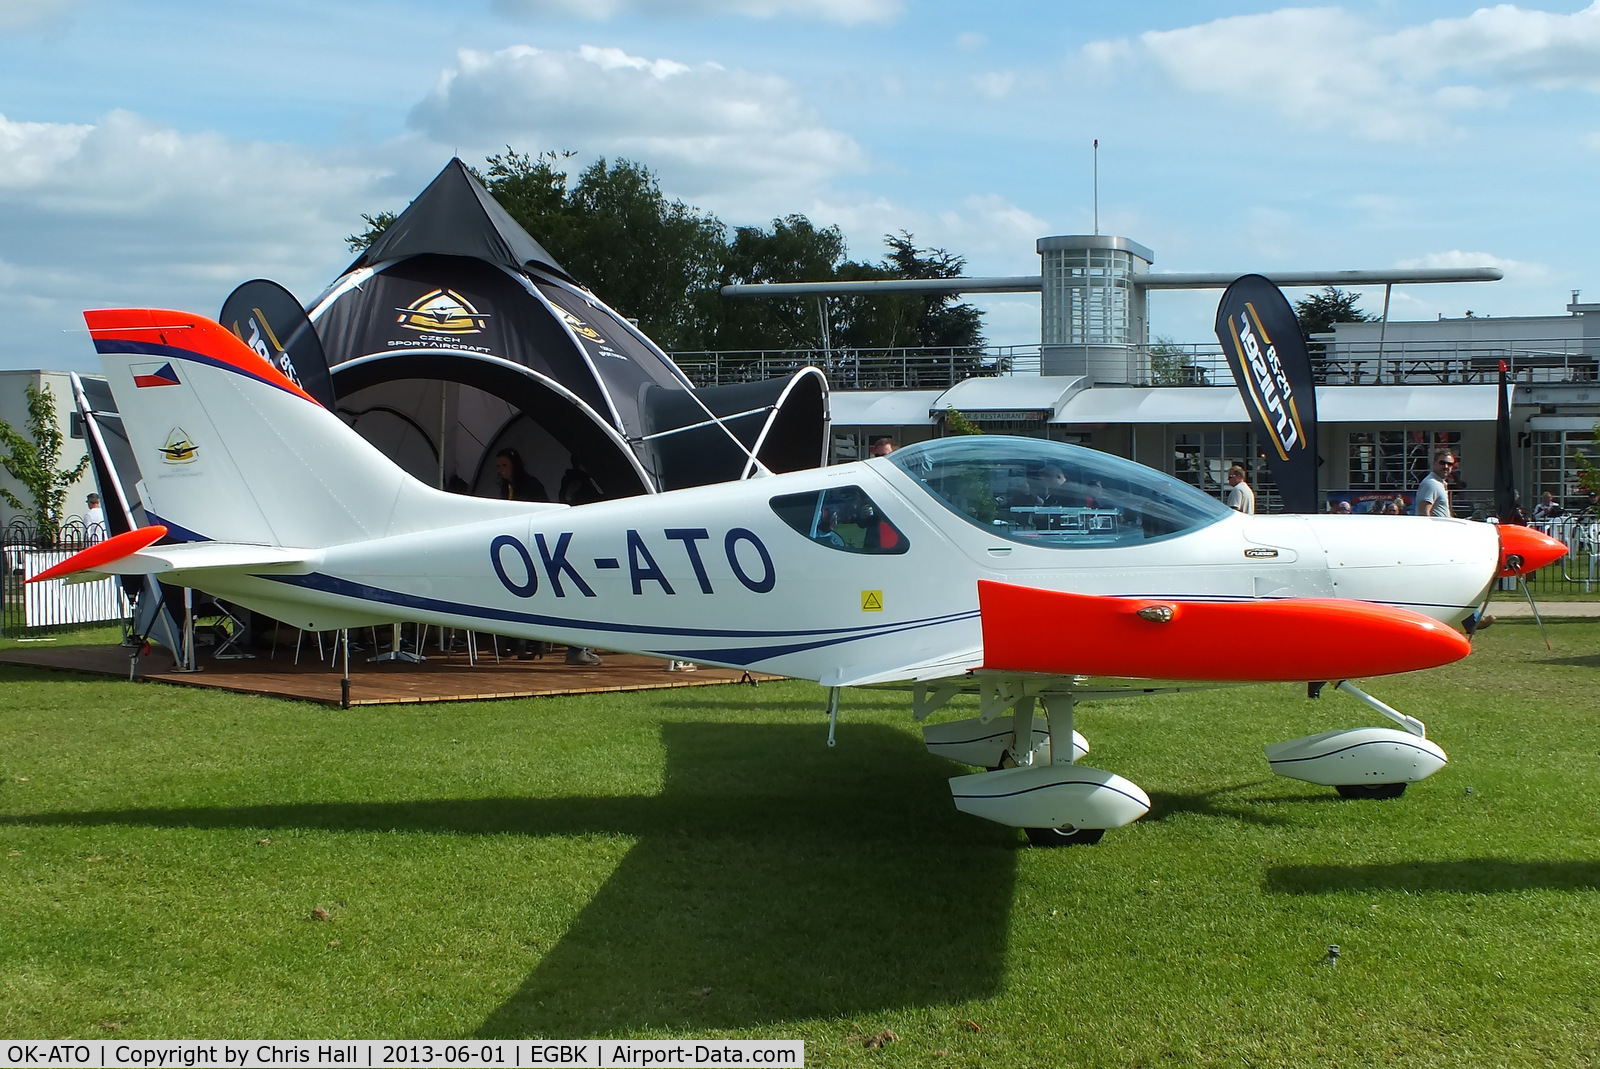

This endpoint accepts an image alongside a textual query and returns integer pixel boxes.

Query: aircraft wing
[822,648,986,689]
[976,580,1470,683]
[835,581,1470,692]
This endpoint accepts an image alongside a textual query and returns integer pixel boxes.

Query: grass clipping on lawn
[0,620,1597,1066]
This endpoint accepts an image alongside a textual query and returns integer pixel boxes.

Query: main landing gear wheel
[1335,782,1408,800]
[1024,825,1105,847]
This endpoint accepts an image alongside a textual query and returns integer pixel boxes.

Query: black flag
[1215,275,1319,513]
[1492,362,1522,524]
[220,279,336,410]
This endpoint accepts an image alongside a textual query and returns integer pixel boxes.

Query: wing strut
[1334,680,1425,738]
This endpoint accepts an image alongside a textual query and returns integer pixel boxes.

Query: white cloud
[1396,250,1549,280]
[936,194,1049,262]
[1103,2,1600,141]
[408,45,867,213]
[0,0,80,31]
[0,110,385,370]
[493,0,901,25]
[973,70,1018,100]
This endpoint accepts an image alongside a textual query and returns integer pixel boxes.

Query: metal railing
[1310,338,1598,386]
[1524,516,1600,596]
[3,519,130,636]
[668,338,1600,391]
[672,346,1039,389]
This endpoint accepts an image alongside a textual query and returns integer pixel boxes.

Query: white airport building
[716,234,1598,517]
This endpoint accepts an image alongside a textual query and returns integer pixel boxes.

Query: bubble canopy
[888,436,1231,548]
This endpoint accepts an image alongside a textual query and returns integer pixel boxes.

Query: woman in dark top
[495,448,549,503]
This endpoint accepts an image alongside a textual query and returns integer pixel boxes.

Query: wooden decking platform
[0,641,771,707]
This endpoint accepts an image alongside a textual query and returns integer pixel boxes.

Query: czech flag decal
[132,362,181,388]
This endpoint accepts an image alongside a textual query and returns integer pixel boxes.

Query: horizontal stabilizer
[28,528,316,584]
[27,526,168,583]
[978,581,1471,682]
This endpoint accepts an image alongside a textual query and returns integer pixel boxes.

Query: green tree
[345,211,398,252]
[0,383,91,544]
[1576,420,1600,497]
[712,214,850,352]
[1294,286,1373,335]
[939,406,984,436]
[472,151,727,351]
[1295,286,1373,338]
[1294,287,1373,374]
[1148,335,1194,386]
[351,150,986,360]
[876,231,983,351]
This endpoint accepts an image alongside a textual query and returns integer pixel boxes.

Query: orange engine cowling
[1498,523,1568,578]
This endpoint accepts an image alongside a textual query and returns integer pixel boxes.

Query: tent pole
[438,385,447,489]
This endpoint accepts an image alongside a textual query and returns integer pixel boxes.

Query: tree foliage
[350,151,985,355]
[711,214,850,352]
[1294,287,1374,338]
[1148,335,1195,386]
[831,232,984,352]
[0,383,90,542]
[345,212,398,252]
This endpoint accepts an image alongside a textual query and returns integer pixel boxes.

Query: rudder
[89,308,533,549]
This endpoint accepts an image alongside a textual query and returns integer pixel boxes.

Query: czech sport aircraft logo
[395,289,491,334]
[558,309,604,344]
[132,362,181,388]
[160,427,199,465]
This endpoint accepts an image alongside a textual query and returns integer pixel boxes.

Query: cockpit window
[770,485,910,554]
[887,437,1230,548]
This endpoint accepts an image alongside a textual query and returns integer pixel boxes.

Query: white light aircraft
[41,309,1567,845]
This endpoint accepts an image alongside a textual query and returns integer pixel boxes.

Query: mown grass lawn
[1,621,1597,1066]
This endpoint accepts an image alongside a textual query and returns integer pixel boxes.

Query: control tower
[1037,235,1153,383]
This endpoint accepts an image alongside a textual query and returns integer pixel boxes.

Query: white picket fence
[3,531,132,634]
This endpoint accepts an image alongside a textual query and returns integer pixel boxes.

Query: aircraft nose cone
[1498,523,1568,577]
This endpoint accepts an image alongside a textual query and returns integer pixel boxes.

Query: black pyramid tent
[308,159,828,500]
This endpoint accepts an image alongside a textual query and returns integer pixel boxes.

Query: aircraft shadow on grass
[1537,652,1600,669]
[1265,859,1600,895]
[1143,782,1295,828]
[2,722,1017,1035]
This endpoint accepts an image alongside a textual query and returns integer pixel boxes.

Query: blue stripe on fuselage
[261,572,979,666]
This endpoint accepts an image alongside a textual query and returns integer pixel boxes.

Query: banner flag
[1214,275,1319,513]
[220,279,337,410]
[1492,362,1522,523]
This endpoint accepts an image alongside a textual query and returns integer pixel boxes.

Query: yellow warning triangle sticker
[860,590,884,612]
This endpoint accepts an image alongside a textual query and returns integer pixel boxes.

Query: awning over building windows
[1055,387,1244,425]
[933,376,1087,420]
[832,382,1502,429]
[1316,384,1499,423]
[829,390,946,427]
[1056,384,1501,425]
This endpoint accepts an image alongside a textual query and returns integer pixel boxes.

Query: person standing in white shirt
[1225,465,1255,514]
[83,493,106,541]
[1415,452,1454,517]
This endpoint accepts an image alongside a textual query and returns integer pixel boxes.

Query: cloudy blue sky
[3,0,1598,371]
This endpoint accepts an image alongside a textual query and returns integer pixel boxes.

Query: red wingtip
[27,525,168,583]
[1498,523,1568,577]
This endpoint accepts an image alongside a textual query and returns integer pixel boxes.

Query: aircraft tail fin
[87,308,541,549]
